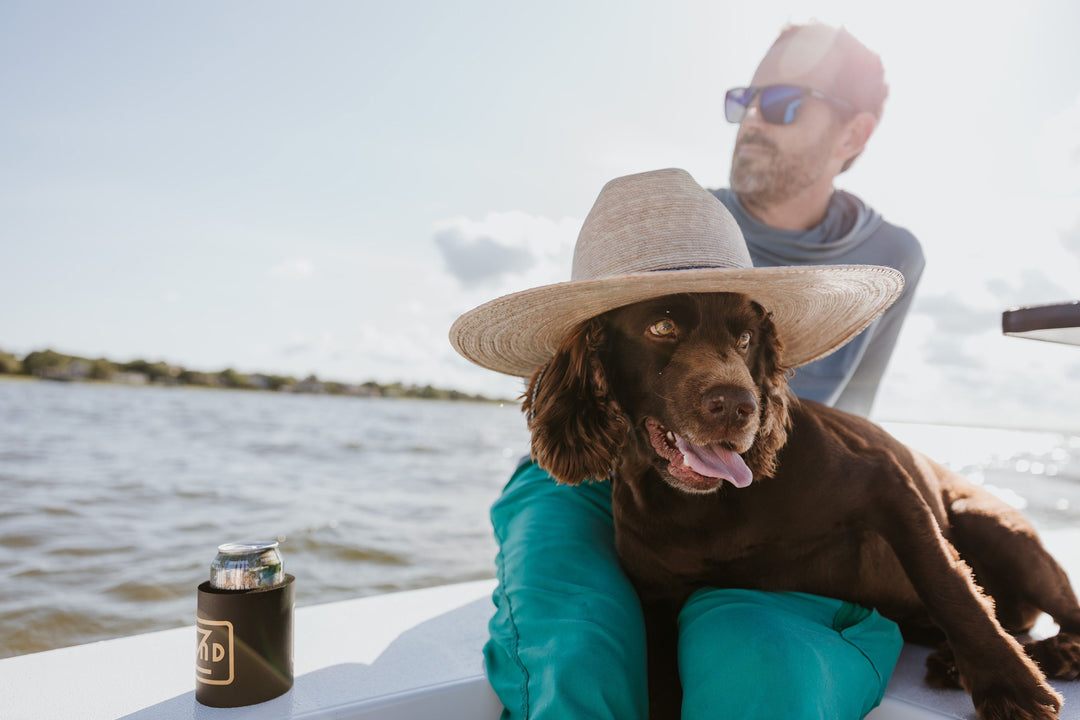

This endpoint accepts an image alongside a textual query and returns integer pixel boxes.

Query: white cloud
[279,332,335,359]
[877,295,1080,431]
[1061,217,1080,258]
[1036,91,1080,197]
[268,257,316,279]
[986,269,1074,309]
[913,293,998,339]
[434,228,534,288]
[432,210,578,293]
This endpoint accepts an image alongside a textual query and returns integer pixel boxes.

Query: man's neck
[738,183,834,231]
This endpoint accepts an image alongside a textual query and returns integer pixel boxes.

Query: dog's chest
[611,478,873,600]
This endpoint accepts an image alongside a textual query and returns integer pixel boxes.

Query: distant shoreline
[0,348,512,404]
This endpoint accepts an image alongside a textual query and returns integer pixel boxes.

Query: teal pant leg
[484,461,648,719]
[484,462,903,719]
[677,589,903,720]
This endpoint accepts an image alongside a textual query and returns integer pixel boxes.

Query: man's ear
[838,111,876,166]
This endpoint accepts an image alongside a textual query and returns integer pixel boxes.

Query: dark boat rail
[1002,301,1080,347]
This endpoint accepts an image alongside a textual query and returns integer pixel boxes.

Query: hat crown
[449,167,904,379]
[571,168,752,281]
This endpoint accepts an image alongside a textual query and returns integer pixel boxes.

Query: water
[1,378,1078,659]
[0,378,529,658]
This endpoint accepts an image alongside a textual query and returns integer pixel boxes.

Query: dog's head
[524,292,793,493]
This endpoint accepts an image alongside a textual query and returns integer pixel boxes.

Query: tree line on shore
[0,347,505,402]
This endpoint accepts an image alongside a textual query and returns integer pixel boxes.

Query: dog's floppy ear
[522,317,629,485]
[744,306,792,480]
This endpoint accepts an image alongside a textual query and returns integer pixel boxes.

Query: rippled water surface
[0,378,528,658]
[1,378,1078,658]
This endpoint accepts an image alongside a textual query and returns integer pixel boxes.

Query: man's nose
[739,100,765,126]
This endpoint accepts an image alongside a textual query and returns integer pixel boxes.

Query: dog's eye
[648,319,678,338]
[737,332,752,351]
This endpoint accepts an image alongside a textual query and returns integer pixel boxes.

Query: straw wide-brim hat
[450,168,904,378]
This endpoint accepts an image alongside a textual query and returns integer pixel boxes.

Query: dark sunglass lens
[759,86,805,125]
[724,87,753,124]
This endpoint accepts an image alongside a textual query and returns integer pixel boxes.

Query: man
[480,23,923,719]
[715,22,923,416]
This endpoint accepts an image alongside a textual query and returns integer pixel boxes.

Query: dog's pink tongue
[675,436,753,488]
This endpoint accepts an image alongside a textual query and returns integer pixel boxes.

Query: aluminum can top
[210,540,284,590]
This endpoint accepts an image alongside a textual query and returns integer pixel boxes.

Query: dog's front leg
[871,465,1063,720]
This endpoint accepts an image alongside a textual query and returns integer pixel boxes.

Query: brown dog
[525,291,1080,720]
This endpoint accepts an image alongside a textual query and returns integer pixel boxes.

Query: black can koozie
[195,574,295,707]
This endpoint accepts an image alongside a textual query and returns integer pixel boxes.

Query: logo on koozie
[196,617,234,685]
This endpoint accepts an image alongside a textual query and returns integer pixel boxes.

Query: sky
[2,0,1079,430]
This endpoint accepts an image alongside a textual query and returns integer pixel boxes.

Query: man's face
[730,36,850,208]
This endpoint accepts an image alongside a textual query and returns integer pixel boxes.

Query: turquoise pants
[484,461,903,719]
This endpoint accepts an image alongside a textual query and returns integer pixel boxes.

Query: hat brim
[450,264,904,377]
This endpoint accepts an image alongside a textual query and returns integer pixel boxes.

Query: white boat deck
[3,528,1080,719]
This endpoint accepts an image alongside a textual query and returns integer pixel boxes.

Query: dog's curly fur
[524,318,629,484]
[524,292,1080,720]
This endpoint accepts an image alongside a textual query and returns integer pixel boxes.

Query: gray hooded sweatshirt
[712,188,924,417]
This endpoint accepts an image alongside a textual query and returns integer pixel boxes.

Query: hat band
[648,263,735,272]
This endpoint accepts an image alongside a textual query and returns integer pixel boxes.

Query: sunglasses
[725,85,855,125]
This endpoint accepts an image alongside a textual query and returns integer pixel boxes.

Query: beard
[729,130,832,209]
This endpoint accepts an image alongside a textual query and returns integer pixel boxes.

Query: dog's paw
[973,681,1063,720]
[1027,632,1080,680]
[925,644,962,689]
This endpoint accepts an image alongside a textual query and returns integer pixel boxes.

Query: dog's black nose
[702,385,758,426]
